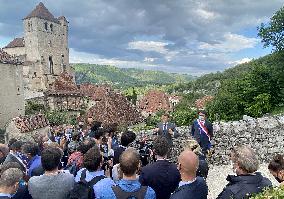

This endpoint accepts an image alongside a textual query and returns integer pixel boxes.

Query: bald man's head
[178,150,199,176]
[119,148,140,177]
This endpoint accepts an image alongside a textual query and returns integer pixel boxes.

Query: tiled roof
[138,90,172,114]
[24,2,60,23]
[87,88,143,126]
[12,114,49,133]
[195,95,214,110]
[46,72,82,95]
[4,38,24,48]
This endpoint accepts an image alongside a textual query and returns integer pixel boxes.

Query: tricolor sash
[197,119,211,141]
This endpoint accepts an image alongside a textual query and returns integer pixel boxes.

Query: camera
[136,139,154,166]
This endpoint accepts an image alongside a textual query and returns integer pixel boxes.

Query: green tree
[258,6,284,51]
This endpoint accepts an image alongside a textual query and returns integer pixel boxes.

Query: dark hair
[41,147,62,171]
[198,110,207,116]
[119,148,140,176]
[0,162,24,174]
[121,131,136,147]
[22,142,39,157]
[153,136,169,157]
[90,121,102,132]
[10,141,24,151]
[94,128,104,140]
[162,113,170,118]
[8,138,17,149]
[83,147,102,172]
[268,154,284,172]
[77,139,96,154]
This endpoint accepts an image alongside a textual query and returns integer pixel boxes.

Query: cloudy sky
[0,0,283,76]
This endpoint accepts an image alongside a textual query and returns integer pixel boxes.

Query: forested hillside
[73,63,194,88]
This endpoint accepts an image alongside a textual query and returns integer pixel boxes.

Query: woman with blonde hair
[184,139,209,179]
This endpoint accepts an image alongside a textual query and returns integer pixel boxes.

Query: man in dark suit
[191,110,213,155]
[170,150,208,199]
[154,113,179,146]
[139,136,181,199]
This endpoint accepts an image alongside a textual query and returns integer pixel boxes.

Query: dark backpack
[67,169,105,199]
[112,185,147,199]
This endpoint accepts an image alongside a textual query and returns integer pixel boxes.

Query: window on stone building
[17,87,20,95]
[61,55,66,72]
[44,22,48,31]
[48,56,54,74]
[50,24,53,32]
[48,40,52,47]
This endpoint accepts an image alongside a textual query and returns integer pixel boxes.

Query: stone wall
[135,114,284,164]
[0,63,25,129]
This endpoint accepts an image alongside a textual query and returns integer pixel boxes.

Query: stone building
[44,72,86,112]
[0,49,25,129]
[3,2,71,91]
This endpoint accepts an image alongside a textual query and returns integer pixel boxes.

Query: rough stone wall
[3,47,26,57]
[135,114,284,164]
[211,115,284,165]
[0,63,25,129]
[24,17,69,75]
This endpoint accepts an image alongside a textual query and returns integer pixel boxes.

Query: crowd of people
[0,112,282,199]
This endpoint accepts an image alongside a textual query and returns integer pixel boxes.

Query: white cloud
[199,33,260,53]
[143,57,156,62]
[195,8,215,20]
[128,41,169,54]
[228,57,253,66]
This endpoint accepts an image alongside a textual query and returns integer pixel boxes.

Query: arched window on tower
[50,24,53,32]
[48,56,54,74]
[44,22,48,31]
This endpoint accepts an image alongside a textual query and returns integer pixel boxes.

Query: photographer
[113,131,136,165]
[139,136,180,199]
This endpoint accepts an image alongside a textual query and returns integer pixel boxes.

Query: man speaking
[154,113,179,146]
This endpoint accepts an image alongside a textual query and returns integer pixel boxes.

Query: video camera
[135,138,154,166]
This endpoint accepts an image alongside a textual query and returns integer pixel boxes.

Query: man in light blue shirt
[74,146,115,198]
[97,148,156,199]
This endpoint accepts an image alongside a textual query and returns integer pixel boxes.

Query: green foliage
[172,108,196,126]
[258,6,284,51]
[25,101,46,115]
[45,111,77,126]
[207,52,284,121]
[73,63,194,89]
[245,93,272,118]
[145,110,166,127]
[250,186,284,199]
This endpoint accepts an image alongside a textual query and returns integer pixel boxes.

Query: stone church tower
[3,2,71,91]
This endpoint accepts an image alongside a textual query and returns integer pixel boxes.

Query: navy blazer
[156,122,179,146]
[170,177,208,199]
[139,160,181,199]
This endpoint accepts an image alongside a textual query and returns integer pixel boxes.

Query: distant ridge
[72,63,195,88]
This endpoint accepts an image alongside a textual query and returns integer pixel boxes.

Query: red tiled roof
[24,2,60,23]
[87,90,143,126]
[4,38,24,48]
[46,72,81,95]
[195,95,214,110]
[79,83,111,100]
[12,114,49,133]
[138,90,172,114]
